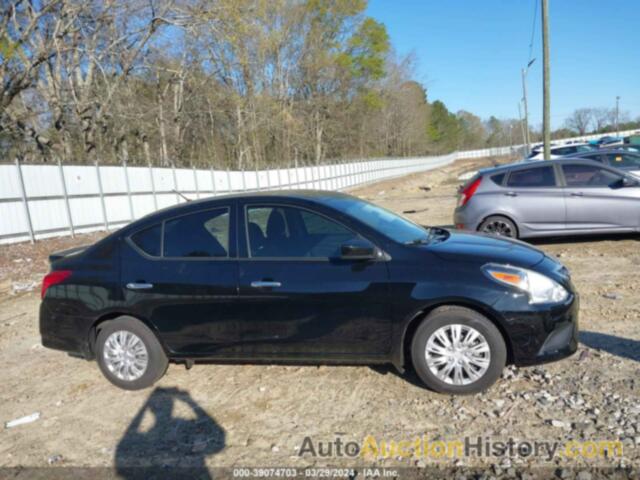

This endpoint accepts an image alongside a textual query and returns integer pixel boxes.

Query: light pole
[615,96,620,136]
[521,58,535,155]
[541,0,551,159]
[518,102,527,148]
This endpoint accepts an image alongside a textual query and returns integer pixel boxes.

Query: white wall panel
[5,128,631,243]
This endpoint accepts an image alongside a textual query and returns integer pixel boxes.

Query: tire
[96,316,168,390]
[410,306,507,395]
[478,215,518,239]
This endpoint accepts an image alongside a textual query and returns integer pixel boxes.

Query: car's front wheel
[96,316,168,390]
[411,306,506,394]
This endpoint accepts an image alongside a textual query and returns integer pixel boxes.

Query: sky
[366,0,640,130]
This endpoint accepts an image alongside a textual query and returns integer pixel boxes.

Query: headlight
[482,263,568,304]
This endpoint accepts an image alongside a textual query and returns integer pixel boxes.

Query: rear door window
[561,164,623,188]
[506,166,556,187]
[163,208,230,258]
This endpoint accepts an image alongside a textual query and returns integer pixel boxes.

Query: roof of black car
[127,189,357,228]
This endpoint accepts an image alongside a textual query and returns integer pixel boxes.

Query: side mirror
[340,239,377,261]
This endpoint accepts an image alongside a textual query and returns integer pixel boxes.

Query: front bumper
[498,293,579,366]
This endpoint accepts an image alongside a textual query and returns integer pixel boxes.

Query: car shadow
[115,387,225,479]
[527,232,638,246]
[580,331,640,362]
[368,364,430,390]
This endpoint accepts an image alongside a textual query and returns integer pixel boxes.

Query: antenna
[172,190,192,202]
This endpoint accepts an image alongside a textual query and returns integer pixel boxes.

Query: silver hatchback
[453,159,640,239]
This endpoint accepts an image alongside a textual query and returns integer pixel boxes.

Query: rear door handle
[126,282,154,290]
[504,191,518,197]
[570,192,584,197]
[250,281,282,288]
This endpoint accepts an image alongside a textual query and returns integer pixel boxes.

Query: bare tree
[565,108,592,135]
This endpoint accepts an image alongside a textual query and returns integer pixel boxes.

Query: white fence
[1,128,638,245]
[0,146,518,244]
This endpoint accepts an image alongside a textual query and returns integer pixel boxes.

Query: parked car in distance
[617,144,640,154]
[562,148,640,177]
[40,191,578,395]
[592,136,623,148]
[454,159,640,239]
[527,143,595,160]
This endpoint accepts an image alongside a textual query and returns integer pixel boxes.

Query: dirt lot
[0,156,638,478]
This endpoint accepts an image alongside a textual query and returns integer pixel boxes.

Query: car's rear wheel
[96,316,168,390]
[479,215,518,238]
[411,306,506,394]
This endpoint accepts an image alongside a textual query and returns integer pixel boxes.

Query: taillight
[41,270,72,299]
[458,176,482,207]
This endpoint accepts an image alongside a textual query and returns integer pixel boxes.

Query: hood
[427,231,545,268]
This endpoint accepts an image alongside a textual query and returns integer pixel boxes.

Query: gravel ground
[0,156,638,479]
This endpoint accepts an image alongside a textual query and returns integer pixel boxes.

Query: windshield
[323,196,430,244]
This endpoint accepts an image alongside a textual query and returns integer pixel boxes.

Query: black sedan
[40,191,578,394]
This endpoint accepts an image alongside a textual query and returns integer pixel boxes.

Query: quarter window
[490,173,506,185]
[246,205,357,258]
[561,164,622,188]
[507,166,556,187]
[131,224,161,257]
[163,208,230,258]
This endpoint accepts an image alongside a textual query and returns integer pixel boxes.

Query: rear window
[552,146,576,156]
[576,145,596,152]
[604,153,640,168]
[507,166,556,187]
[131,224,161,257]
[581,154,603,163]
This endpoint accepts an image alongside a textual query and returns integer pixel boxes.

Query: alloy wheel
[482,220,514,237]
[103,330,149,382]
[424,324,491,386]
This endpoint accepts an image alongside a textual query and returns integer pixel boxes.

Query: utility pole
[615,96,620,136]
[541,0,551,159]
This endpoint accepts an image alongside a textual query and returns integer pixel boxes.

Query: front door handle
[570,192,584,197]
[250,281,282,288]
[504,191,518,197]
[126,282,154,290]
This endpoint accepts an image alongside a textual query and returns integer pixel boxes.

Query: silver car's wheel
[479,216,517,238]
[425,324,491,385]
[103,330,149,381]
